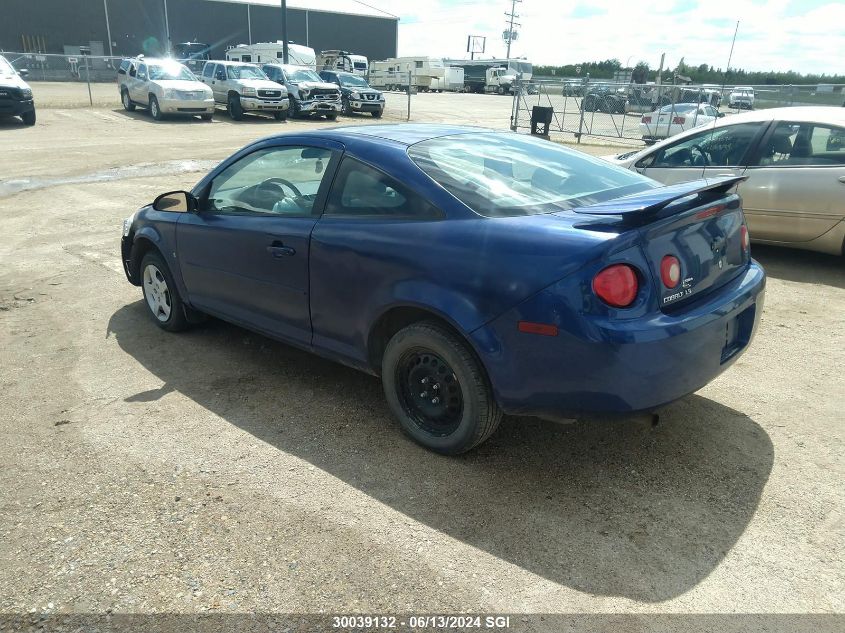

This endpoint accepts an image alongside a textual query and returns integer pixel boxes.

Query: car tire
[274,110,287,121]
[201,113,213,121]
[325,112,338,121]
[227,94,244,120]
[381,321,502,455]
[121,90,136,112]
[21,110,36,126]
[149,95,163,121]
[139,251,189,332]
[342,98,353,116]
[289,97,300,119]
[371,110,383,118]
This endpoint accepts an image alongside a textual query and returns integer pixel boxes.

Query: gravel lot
[0,94,843,629]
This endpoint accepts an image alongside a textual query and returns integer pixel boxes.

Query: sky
[387,0,845,75]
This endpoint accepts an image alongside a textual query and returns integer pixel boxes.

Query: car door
[636,121,768,186]
[177,139,342,343]
[133,63,149,103]
[741,120,845,243]
[309,156,446,365]
[211,64,228,102]
[200,62,216,95]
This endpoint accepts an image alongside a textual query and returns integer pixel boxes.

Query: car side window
[649,122,761,168]
[204,146,334,217]
[137,64,147,80]
[325,157,442,220]
[754,122,845,166]
[203,63,215,78]
[128,64,137,78]
[215,65,226,81]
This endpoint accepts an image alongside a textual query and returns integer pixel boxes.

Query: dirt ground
[0,100,843,628]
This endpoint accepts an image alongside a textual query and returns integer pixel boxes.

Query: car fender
[129,218,190,302]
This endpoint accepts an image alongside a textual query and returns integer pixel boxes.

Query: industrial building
[1,0,398,62]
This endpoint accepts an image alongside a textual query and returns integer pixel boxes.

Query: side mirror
[18,68,29,77]
[717,112,725,118]
[635,153,656,170]
[152,190,196,213]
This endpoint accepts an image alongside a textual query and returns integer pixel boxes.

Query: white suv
[729,86,755,110]
[199,61,289,121]
[118,57,214,120]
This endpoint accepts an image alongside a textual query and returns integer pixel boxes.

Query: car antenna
[703,20,740,180]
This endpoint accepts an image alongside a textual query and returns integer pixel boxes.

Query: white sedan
[639,103,722,144]
[606,106,845,255]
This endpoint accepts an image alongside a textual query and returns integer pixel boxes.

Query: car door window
[137,64,147,80]
[215,65,226,81]
[754,122,845,166]
[203,63,215,78]
[325,158,442,219]
[647,122,761,168]
[204,146,334,216]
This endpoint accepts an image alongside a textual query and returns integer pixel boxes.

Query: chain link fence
[511,79,845,145]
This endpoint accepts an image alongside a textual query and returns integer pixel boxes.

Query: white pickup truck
[198,60,289,121]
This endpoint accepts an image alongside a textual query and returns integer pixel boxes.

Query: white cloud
[389,0,845,75]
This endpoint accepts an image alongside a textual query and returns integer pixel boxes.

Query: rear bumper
[0,99,35,117]
[472,261,766,417]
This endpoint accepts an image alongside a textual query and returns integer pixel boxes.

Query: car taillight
[741,225,750,252]
[593,264,638,308]
[660,255,681,288]
[672,116,686,124]
[642,115,652,123]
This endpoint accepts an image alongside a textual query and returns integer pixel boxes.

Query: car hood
[0,72,29,90]
[239,78,287,92]
[296,81,339,92]
[151,79,211,92]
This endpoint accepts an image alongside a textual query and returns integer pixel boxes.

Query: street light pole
[103,0,114,57]
[163,0,171,55]
[281,0,289,64]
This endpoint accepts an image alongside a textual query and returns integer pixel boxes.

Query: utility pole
[504,0,521,60]
[103,0,114,57]
[163,0,171,55]
[281,0,289,63]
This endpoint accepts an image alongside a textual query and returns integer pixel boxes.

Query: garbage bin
[530,106,553,138]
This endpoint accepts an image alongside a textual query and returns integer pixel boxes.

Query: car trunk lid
[572,176,750,310]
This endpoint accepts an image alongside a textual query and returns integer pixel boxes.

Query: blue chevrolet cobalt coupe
[121,125,765,454]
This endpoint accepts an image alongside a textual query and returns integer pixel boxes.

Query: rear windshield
[408,133,655,218]
[658,104,698,114]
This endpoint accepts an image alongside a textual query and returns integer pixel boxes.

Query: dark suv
[318,70,384,117]
[0,55,36,126]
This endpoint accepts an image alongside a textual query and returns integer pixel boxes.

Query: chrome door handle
[267,243,295,257]
[838,176,845,184]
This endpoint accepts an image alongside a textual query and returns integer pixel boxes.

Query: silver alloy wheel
[143,264,172,322]
[150,98,159,118]
[122,92,130,109]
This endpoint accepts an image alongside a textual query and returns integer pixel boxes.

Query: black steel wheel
[382,321,502,454]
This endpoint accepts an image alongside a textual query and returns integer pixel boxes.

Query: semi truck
[445,57,533,94]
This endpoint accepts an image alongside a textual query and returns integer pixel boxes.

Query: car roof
[292,124,499,146]
[215,59,259,66]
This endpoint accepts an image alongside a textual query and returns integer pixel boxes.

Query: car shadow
[752,244,844,289]
[0,117,29,128]
[110,108,281,125]
[107,302,774,603]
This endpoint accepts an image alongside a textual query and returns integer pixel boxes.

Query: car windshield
[288,69,322,82]
[340,74,369,88]
[657,104,698,114]
[409,133,655,218]
[227,65,267,80]
[148,63,196,81]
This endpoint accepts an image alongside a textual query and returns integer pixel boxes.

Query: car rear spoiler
[574,176,747,225]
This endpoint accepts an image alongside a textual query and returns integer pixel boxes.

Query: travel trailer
[225,42,316,70]
[317,50,368,76]
[369,57,445,92]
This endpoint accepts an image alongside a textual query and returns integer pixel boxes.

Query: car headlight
[241,87,257,97]
[20,88,33,100]
[299,89,310,99]
[350,91,360,99]
[378,94,384,101]
[122,212,136,238]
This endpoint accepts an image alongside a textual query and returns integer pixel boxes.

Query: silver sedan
[606,106,845,255]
